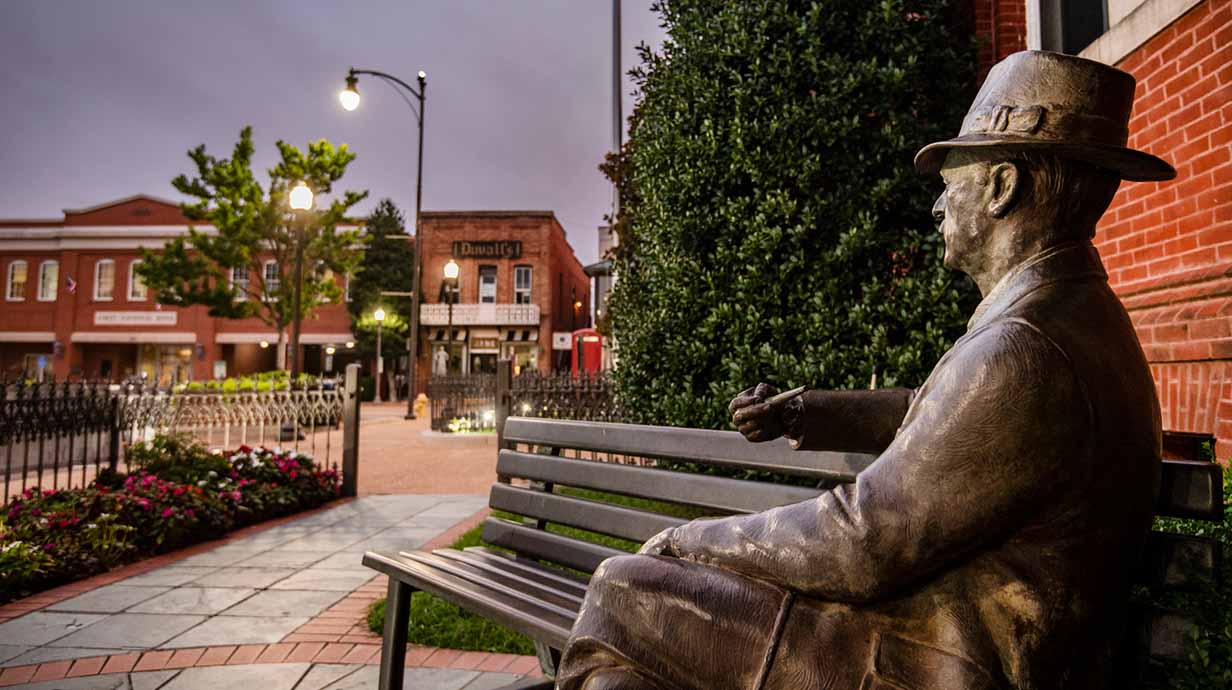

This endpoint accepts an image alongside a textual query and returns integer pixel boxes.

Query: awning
[71,332,195,344]
[428,328,467,342]
[0,331,55,343]
[501,328,539,342]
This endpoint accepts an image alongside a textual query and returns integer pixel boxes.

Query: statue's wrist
[780,396,805,441]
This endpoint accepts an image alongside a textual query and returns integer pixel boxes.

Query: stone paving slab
[191,565,299,588]
[161,661,312,689]
[5,645,130,667]
[162,615,310,648]
[0,612,108,646]
[47,585,171,614]
[49,613,206,649]
[118,567,219,587]
[271,569,377,592]
[0,646,31,665]
[128,586,257,615]
[222,589,345,618]
[4,664,534,690]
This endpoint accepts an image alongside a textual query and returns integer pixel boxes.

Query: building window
[231,265,249,296]
[514,265,532,304]
[1035,0,1108,54]
[478,265,497,304]
[6,260,27,301]
[263,261,280,297]
[94,259,115,300]
[38,261,58,301]
[128,260,148,301]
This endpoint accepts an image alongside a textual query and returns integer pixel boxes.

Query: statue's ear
[987,162,1022,218]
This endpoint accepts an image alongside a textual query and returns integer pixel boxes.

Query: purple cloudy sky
[0,1,666,265]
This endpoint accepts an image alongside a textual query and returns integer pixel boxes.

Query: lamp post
[374,307,386,402]
[288,181,314,378]
[443,260,459,374]
[339,67,427,419]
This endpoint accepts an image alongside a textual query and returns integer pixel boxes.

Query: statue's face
[933,151,994,274]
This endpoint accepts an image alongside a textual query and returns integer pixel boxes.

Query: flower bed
[0,434,339,604]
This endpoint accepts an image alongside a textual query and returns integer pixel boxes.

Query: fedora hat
[915,50,1175,181]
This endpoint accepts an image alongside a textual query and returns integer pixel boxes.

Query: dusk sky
[0,1,667,265]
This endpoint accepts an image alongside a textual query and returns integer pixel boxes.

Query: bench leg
[379,578,413,690]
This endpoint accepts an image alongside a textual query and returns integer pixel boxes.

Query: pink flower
[162,508,175,518]
[185,509,195,518]
[137,498,151,511]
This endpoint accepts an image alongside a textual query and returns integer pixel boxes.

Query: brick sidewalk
[354,404,499,496]
[0,496,540,689]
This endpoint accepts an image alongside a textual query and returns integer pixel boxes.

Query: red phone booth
[571,328,603,376]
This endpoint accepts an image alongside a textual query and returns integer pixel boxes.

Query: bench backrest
[488,417,1223,676]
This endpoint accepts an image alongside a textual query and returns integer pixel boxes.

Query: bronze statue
[556,51,1176,690]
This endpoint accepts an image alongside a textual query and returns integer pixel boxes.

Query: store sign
[470,338,499,350]
[552,332,572,350]
[94,311,177,326]
[452,240,522,260]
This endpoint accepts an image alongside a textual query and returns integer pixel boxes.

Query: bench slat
[1157,460,1224,520]
[490,484,688,543]
[503,417,873,481]
[483,518,625,573]
[362,550,575,649]
[443,548,591,598]
[498,450,820,515]
[399,551,583,614]
[1137,531,1219,589]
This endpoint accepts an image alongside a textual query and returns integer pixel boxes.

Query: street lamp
[339,66,427,419]
[289,181,314,210]
[443,260,458,374]
[286,181,315,378]
[374,307,386,402]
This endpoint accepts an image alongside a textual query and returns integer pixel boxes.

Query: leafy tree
[138,126,367,373]
[347,199,414,361]
[606,0,980,428]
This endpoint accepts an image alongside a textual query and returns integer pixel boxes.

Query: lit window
[128,260,147,301]
[94,259,115,300]
[231,265,249,296]
[479,265,497,304]
[6,260,27,300]
[263,261,280,296]
[38,261,58,301]
[514,265,532,304]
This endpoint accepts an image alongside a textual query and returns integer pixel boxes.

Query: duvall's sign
[451,241,522,260]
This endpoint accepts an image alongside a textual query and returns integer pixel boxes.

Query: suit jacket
[668,241,1161,689]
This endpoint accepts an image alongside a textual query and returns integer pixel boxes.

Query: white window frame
[6,260,27,301]
[1028,0,1200,65]
[514,265,533,304]
[127,260,147,301]
[94,259,115,301]
[478,265,497,304]
[37,260,58,302]
[231,265,250,298]
[263,260,280,298]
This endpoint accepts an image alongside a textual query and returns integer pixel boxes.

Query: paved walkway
[0,495,540,689]
[354,405,498,496]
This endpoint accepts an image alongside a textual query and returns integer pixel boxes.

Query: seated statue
[555,51,1177,690]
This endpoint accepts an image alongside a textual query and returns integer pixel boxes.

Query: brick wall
[974,0,1028,72]
[1091,0,1232,453]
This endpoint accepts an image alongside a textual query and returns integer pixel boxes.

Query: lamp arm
[350,68,424,121]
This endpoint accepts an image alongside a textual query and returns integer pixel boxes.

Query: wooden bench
[362,418,1224,690]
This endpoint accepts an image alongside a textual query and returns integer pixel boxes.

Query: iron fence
[508,370,622,422]
[427,374,498,432]
[1,376,353,503]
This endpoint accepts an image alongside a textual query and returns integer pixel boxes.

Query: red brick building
[0,195,357,384]
[974,0,1231,452]
[414,211,591,395]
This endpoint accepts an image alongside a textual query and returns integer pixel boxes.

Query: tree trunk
[276,329,287,370]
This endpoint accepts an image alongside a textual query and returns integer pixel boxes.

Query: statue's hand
[637,527,677,557]
[730,383,784,442]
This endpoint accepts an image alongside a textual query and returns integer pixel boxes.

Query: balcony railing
[419,303,540,326]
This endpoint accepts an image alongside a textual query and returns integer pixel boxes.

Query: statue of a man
[557,51,1176,690]
[433,345,449,376]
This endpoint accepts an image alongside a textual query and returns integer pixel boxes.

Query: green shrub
[606,0,979,428]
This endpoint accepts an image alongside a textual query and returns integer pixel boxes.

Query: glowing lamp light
[373,307,386,322]
[259,340,270,349]
[289,181,314,210]
[418,70,426,80]
[574,300,583,309]
[339,74,360,111]
[345,341,355,349]
[325,346,336,355]
[443,259,459,280]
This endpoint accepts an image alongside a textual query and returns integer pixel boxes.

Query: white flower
[207,471,217,478]
[197,480,207,487]
[2,541,22,553]
[86,523,98,530]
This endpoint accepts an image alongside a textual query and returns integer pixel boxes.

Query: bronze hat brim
[915,134,1176,182]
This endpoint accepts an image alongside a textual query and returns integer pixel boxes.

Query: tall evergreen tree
[137,126,367,372]
[347,199,414,362]
[606,0,980,428]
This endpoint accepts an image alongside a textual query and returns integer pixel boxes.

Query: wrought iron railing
[427,374,498,432]
[509,371,621,422]
[1,377,349,503]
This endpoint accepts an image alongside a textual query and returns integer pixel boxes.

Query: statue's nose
[932,195,946,226]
